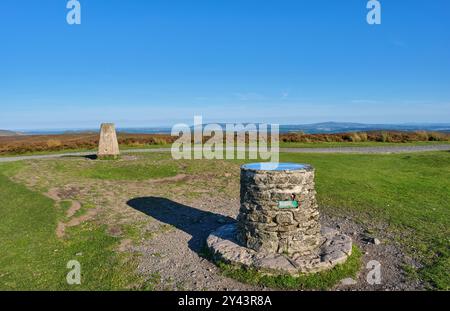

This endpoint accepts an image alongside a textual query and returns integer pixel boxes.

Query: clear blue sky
[1,0,449,130]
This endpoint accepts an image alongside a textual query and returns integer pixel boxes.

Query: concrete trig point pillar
[97,123,120,159]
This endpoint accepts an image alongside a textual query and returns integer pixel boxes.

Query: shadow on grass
[126,197,235,253]
[61,154,98,160]
[83,154,98,160]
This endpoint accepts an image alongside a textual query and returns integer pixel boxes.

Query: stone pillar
[237,163,321,256]
[97,123,120,159]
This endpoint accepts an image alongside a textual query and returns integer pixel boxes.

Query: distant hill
[15,122,450,135]
[0,130,23,136]
[188,122,450,134]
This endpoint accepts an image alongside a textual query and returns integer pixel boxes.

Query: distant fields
[0,150,448,290]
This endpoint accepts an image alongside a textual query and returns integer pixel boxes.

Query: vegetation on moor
[0,131,449,155]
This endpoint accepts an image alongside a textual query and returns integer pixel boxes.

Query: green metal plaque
[278,200,299,209]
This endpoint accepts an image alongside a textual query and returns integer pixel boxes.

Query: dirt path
[125,196,262,290]
[1,144,449,163]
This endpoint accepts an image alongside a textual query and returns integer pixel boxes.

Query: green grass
[54,161,179,181]
[0,163,145,290]
[276,151,450,289]
[216,246,362,290]
[60,200,73,210]
[79,164,178,181]
[82,165,177,181]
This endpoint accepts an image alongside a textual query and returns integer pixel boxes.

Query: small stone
[340,278,357,286]
[76,252,82,256]
[363,235,381,245]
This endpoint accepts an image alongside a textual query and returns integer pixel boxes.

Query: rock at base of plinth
[207,223,352,276]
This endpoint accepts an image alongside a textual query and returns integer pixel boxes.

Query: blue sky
[1,0,449,130]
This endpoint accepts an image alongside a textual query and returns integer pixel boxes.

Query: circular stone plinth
[207,223,352,275]
[238,162,321,256]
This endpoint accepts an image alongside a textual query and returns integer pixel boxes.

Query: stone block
[97,123,120,158]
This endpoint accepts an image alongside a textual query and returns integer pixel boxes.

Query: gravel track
[0,144,449,163]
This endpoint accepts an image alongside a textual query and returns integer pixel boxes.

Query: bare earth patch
[46,186,97,238]
[66,201,82,218]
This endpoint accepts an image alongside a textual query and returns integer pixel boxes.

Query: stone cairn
[97,123,120,159]
[207,163,353,275]
[237,163,321,256]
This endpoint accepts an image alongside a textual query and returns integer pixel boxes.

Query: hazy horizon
[4,120,450,133]
[4,118,450,132]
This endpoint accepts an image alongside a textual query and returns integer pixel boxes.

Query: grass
[277,151,450,289]
[0,163,145,290]
[79,164,177,181]
[216,246,362,290]
[54,160,179,181]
